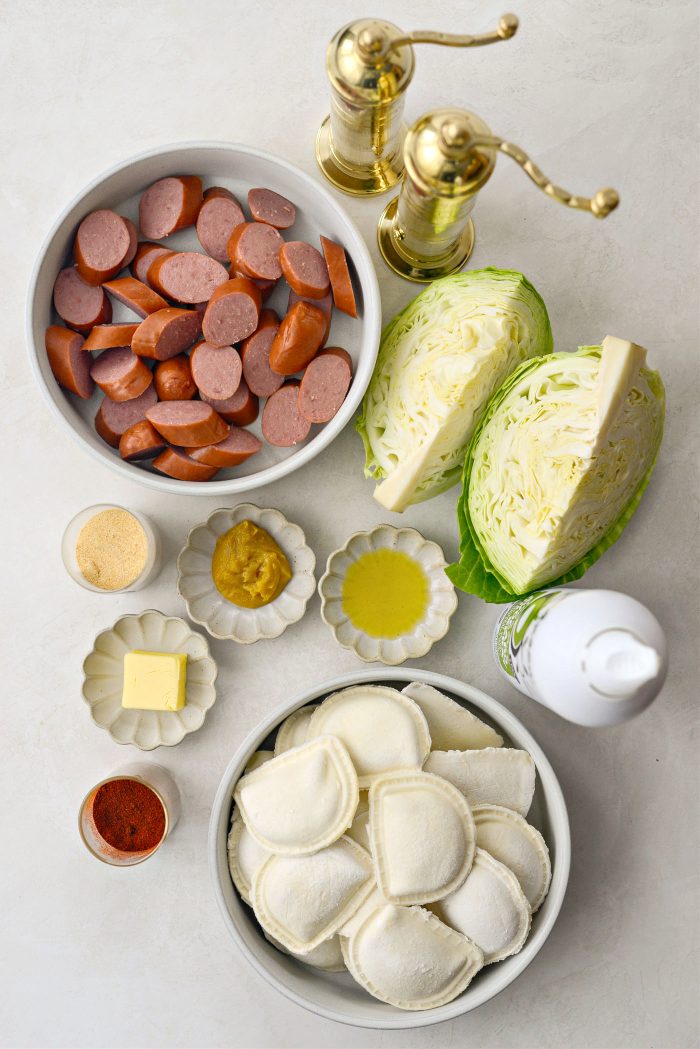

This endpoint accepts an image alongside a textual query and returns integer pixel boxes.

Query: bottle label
[494,589,567,693]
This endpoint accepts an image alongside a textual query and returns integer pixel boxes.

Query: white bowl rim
[25,140,382,496]
[208,666,571,1030]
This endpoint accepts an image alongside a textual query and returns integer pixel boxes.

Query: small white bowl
[26,141,381,495]
[177,505,316,643]
[209,668,571,1030]
[82,610,217,750]
[318,525,457,665]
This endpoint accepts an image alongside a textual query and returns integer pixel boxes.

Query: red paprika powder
[92,778,166,853]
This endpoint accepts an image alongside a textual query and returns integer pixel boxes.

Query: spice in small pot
[75,508,148,590]
[91,778,166,854]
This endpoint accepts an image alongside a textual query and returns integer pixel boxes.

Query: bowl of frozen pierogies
[209,668,570,1029]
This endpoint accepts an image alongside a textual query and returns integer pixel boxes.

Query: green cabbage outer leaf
[356,268,553,512]
[447,345,666,602]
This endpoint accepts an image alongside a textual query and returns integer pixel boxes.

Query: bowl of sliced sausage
[27,142,381,492]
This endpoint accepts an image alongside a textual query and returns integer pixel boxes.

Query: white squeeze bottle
[493,588,668,726]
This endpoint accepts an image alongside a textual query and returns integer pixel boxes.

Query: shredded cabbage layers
[464,345,665,595]
[356,269,553,512]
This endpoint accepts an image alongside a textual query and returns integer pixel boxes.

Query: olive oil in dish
[341,549,428,638]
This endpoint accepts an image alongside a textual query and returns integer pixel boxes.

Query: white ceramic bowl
[26,141,381,495]
[209,668,570,1030]
[82,609,217,750]
[177,504,316,643]
[318,525,457,664]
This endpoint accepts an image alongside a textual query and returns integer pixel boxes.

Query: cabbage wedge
[447,337,666,602]
[356,269,553,512]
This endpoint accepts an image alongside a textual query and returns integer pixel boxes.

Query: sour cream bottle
[493,588,668,726]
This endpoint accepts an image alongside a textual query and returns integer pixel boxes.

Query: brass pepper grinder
[316,14,519,196]
[377,107,620,281]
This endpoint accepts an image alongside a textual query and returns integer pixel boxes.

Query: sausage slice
[102,276,169,318]
[298,348,353,423]
[147,252,229,304]
[146,400,229,447]
[153,447,219,482]
[262,382,311,447]
[190,342,242,401]
[247,188,296,229]
[279,242,330,300]
[94,386,157,447]
[53,267,112,333]
[201,379,259,426]
[90,347,153,402]
[269,300,326,375]
[202,277,261,348]
[287,289,332,345]
[45,325,93,399]
[227,222,283,280]
[189,427,262,468]
[154,355,197,401]
[131,242,171,285]
[320,236,358,318]
[131,308,202,361]
[74,210,137,285]
[119,420,167,462]
[240,317,283,397]
[196,187,245,262]
[229,266,278,301]
[139,176,203,240]
[82,323,139,352]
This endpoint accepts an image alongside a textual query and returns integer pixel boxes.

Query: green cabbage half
[356,268,553,512]
[447,338,666,602]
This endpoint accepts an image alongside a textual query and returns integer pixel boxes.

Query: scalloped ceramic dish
[177,505,316,643]
[318,526,457,665]
[209,668,570,1030]
[82,610,218,750]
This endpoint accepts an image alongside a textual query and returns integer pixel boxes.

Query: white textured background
[1,1,698,1046]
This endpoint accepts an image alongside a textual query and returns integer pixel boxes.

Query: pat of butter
[122,650,187,711]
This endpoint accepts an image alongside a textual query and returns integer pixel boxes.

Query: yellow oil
[341,549,429,639]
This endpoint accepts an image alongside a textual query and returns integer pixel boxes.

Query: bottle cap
[584,629,662,700]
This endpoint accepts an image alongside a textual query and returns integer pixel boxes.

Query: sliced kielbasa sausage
[227,222,283,281]
[298,347,353,423]
[320,236,358,318]
[94,386,158,447]
[146,400,229,447]
[147,252,229,304]
[90,347,153,402]
[268,300,326,375]
[44,325,93,399]
[229,266,278,301]
[196,187,245,262]
[82,324,139,352]
[202,277,261,348]
[262,382,311,447]
[153,447,219,482]
[131,242,171,285]
[201,379,259,426]
[131,308,201,361]
[240,313,283,397]
[189,427,262,468]
[139,176,203,240]
[287,288,332,345]
[154,355,197,401]
[247,188,296,229]
[118,420,167,461]
[190,342,242,401]
[279,241,330,300]
[53,267,112,333]
[102,276,169,318]
[73,210,137,285]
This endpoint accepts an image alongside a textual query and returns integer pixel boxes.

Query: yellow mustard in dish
[341,549,429,638]
[212,520,292,608]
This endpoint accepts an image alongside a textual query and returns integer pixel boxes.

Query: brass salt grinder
[316,14,519,196]
[376,108,620,281]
